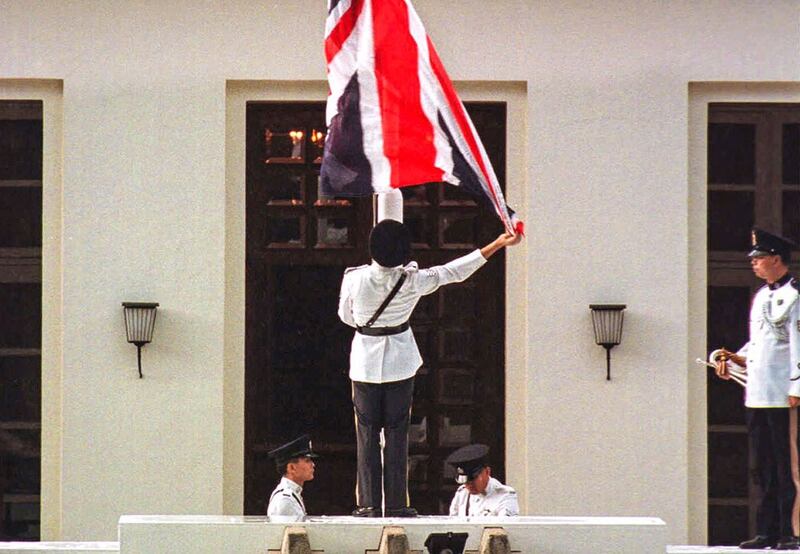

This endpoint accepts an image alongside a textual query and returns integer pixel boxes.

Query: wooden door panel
[707,104,800,544]
[245,102,508,516]
[0,101,42,540]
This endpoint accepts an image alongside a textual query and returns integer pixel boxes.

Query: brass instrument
[695,348,747,387]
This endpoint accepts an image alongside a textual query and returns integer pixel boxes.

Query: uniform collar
[280,476,303,494]
[370,260,402,274]
[481,477,497,496]
[768,273,792,290]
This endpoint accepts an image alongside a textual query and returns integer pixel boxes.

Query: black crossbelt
[357,272,407,335]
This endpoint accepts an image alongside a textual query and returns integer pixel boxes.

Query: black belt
[356,321,410,336]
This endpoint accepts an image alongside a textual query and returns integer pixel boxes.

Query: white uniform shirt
[338,249,487,383]
[448,477,519,517]
[267,477,306,521]
[736,278,800,407]
[786,279,800,398]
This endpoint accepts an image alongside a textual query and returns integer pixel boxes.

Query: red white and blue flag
[321,0,522,235]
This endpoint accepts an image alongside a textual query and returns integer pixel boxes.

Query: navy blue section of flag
[320,72,373,197]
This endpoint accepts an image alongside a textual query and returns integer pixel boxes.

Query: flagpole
[375,189,404,225]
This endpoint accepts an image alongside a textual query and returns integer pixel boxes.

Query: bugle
[696,348,747,388]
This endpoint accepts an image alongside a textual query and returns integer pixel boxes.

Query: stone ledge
[667,545,776,554]
[0,543,119,553]
[118,514,667,553]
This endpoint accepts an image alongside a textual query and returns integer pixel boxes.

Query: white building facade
[1,0,799,546]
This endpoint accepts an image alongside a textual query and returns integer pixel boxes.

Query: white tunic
[448,477,519,517]
[736,279,800,407]
[786,280,800,398]
[267,477,306,522]
[338,249,487,383]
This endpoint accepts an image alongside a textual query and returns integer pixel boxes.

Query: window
[0,100,43,541]
[707,104,800,545]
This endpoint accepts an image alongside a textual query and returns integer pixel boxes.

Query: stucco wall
[2,0,799,544]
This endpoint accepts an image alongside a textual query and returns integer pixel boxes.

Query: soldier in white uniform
[714,228,800,550]
[446,444,519,517]
[266,435,318,522]
[338,220,521,517]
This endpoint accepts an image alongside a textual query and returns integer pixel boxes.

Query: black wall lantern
[122,302,159,378]
[589,304,626,381]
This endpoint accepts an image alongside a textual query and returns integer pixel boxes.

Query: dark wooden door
[0,100,43,540]
[244,102,509,516]
[707,104,800,545]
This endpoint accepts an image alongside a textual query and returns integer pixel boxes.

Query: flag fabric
[321,0,522,235]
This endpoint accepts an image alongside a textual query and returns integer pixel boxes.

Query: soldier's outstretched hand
[498,232,522,247]
[480,232,523,259]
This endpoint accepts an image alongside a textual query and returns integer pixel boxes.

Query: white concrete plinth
[118,515,667,554]
[667,546,768,554]
[0,543,118,553]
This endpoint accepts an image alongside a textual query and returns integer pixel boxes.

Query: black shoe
[384,507,418,518]
[739,535,776,549]
[776,536,800,550]
[351,506,381,517]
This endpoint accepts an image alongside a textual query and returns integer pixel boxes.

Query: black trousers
[747,407,799,539]
[352,376,414,510]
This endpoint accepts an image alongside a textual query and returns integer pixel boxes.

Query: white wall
[2,0,799,544]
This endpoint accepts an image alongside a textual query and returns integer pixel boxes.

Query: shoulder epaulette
[495,483,516,494]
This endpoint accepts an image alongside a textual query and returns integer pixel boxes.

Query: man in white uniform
[338,220,521,517]
[446,443,519,517]
[714,228,800,550]
[266,435,318,521]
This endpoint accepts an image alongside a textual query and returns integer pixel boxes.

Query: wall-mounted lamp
[122,302,159,379]
[589,304,626,381]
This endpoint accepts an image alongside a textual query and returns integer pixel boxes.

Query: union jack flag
[321,0,522,235]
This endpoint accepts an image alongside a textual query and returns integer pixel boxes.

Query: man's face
[750,254,783,281]
[287,456,315,485]
[465,466,490,495]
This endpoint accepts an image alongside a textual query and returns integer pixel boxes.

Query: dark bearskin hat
[369,219,411,267]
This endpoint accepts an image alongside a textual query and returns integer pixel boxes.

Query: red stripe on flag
[325,0,365,64]
[373,0,441,187]
[427,36,503,212]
